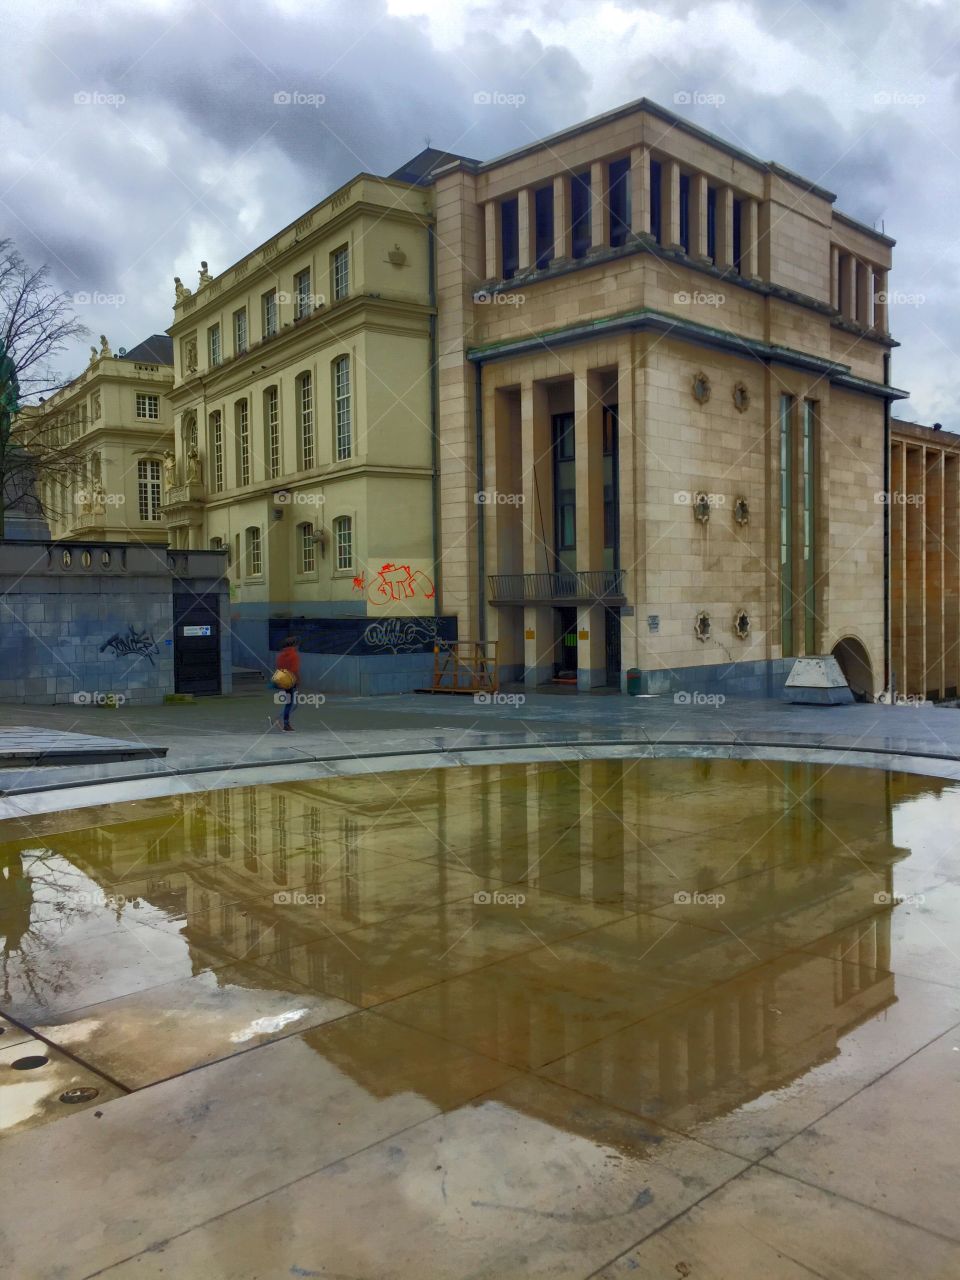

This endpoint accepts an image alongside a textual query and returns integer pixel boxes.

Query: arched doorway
[832,637,875,701]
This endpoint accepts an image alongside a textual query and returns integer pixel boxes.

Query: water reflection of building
[12,759,935,1129]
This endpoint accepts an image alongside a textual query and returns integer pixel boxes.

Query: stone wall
[0,542,228,705]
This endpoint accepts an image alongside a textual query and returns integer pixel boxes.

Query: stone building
[28,335,174,543]
[164,177,444,688]
[422,97,905,695]
[889,418,960,701]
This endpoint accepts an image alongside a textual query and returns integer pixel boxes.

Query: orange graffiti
[366,562,435,606]
[352,573,366,592]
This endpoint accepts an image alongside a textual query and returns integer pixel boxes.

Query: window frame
[137,458,162,521]
[245,525,263,578]
[333,515,353,572]
[265,385,280,479]
[135,392,160,420]
[297,521,316,575]
[236,398,250,486]
[331,245,349,301]
[262,288,278,338]
[210,409,224,492]
[233,307,248,356]
[208,322,222,367]
[333,354,352,461]
[294,267,312,320]
[298,371,315,470]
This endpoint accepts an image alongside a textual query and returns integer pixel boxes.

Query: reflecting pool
[2,758,959,1277]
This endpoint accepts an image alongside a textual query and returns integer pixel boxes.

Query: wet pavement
[1,757,959,1277]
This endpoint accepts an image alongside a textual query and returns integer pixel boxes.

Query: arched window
[297,371,314,469]
[298,521,315,573]
[245,525,262,576]
[209,410,224,492]
[235,399,250,485]
[333,515,352,571]
[333,355,351,460]
[264,385,280,478]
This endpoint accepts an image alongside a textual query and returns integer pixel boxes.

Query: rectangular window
[236,399,250,486]
[733,198,743,272]
[208,323,221,367]
[552,412,576,574]
[294,267,311,320]
[500,197,519,279]
[679,173,691,254]
[334,516,352,570]
[608,157,630,247]
[233,308,248,355]
[534,185,554,269]
[210,410,223,492]
[602,405,620,573]
[299,522,315,574]
[138,459,162,521]
[780,394,795,658]
[265,386,280,478]
[803,400,818,655]
[334,355,352,460]
[650,158,662,244]
[298,372,314,469]
[570,170,591,259]
[245,526,262,577]
[706,186,717,263]
[332,246,349,300]
[136,393,159,420]
[262,289,278,338]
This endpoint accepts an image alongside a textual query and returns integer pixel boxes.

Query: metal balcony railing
[488,570,625,605]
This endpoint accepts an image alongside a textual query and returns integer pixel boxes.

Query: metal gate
[173,592,221,695]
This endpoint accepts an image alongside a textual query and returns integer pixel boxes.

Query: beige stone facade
[890,419,960,700]
[431,98,903,694]
[27,341,173,544]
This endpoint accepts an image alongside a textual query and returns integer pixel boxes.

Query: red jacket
[276,646,300,680]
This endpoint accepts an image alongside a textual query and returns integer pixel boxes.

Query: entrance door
[554,606,578,681]
[604,608,622,686]
[173,592,221,695]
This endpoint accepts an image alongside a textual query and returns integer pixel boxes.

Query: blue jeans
[281,683,297,727]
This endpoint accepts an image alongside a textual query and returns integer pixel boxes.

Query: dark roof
[389,146,478,185]
[119,334,173,365]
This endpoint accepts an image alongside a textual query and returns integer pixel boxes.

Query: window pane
[500,197,519,279]
[334,356,351,460]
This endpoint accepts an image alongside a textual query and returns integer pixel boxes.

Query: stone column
[517,188,534,272]
[663,159,682,250]
[717,186,734,268]
[856,259,872,327]
[590,160,605,251]
[691,174,709,260]
[741,198,759,278]
[521,379,554,687]
[484,201,500,280]
[874,268,889,331]
[629,145,650,238]
[553,173,572,260]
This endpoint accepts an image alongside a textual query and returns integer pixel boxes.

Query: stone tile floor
[0,753,958,1278]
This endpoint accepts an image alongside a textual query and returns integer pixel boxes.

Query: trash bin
[626,668,644,697]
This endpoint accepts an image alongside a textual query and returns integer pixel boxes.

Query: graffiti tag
[361,617,440,654]
[357,562,436,606]
[99,624,160,666]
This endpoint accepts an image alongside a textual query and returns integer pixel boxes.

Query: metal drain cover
[11,1055,49,1071]
[59,1087,100,1104]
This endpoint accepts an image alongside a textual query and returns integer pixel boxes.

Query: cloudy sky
[2,0,956,423]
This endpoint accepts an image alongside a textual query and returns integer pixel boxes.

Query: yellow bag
[272,668,295,690]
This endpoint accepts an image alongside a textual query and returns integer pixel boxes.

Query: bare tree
[0,239,89,538]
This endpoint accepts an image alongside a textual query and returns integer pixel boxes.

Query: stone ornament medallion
[734,496,750,525]
[694,610,711,641]
[732,381,750,412]
[692,372,711,405]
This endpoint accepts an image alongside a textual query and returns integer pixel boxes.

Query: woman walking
[272,635,301,731]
